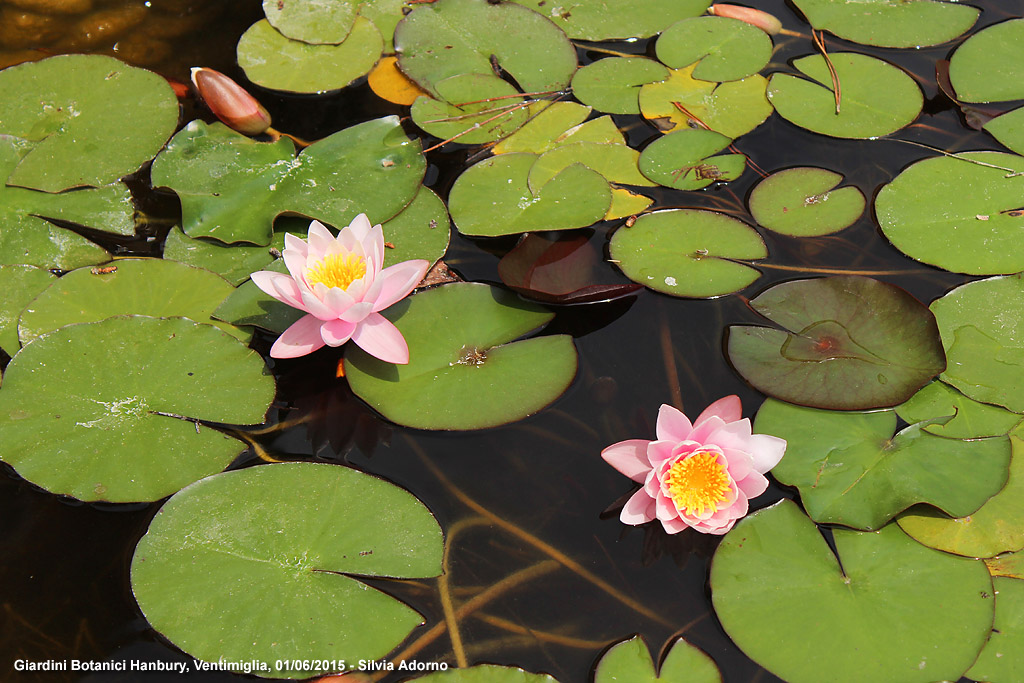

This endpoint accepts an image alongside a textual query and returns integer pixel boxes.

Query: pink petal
[283,244,309,284]
[270,314,326,358]
[346,213,373,242]
[688,415,726,444]
[694,518,736,535]
[655,404,693,442]
[647,440,681,469]
[660,516,691,534]
[250,270,304,310]
[340,300,374,323]
[364,223,385,278]
[321,318,357,347]
[723,448,755,482]
[367,260,430,312]
[736,471,769,499]
[350,312,409,364]
[655,492,677,521]
[323,286,355,317]
[704,419,753,451]
[601,439,653,482]
[307,220,335,261]
[620,489,656,525]
[283,232,308,260]
[694,395,742,426]
[300,288,339,321]
[747,434,787,473]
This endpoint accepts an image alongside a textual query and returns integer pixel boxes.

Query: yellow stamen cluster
[664,451,731,516]
[306,252,366,291]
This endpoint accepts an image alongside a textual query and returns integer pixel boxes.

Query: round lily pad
[448,153,611,237]
[754,398,1011,530]
[895,381,1022,440]
[984,105,1024,156]
[509,0,710,40]
[748,167,864,236]
[18,258,245,344]
[656,16,772,82]
[767,53,922,139]
[638,128,746,190]
[131,462,442,675]
[639,65,771,138]
[571,58,669,115]
[875,152,1024,274]
[0,316,274,502]
[263,0,406,48]
[949,18,1024,104]
[930,274,1024,412]
[966,577,1024,683]
[727,276,946,410]
[594,636,721,683]
[237,18,383,94]
[344,283,577,430]
[710,500,994,683]
[163,226,285,286]
[609,209,765,298]
[378,186,450,267]
[0,264,55,355]
[411,73,529,145]
[791,0,978,48]
[0,54,179,192]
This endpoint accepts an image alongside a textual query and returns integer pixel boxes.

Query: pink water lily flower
[602,396,786,535]
[250,215,429,363]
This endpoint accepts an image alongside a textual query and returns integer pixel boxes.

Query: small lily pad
[492,102,593,154]
[344,283,577,430]
[0,316,274,502]
[411,73,528,144]
[571,58,669,115]
[755,399,1011,530]
[984,106,1024,156]
[949,18,1024,104]
[639,65,771,138]
[263,0,406,49]
[605,188,653,220]
[237,18,383,94]
[656,16,772,82]
[791,0,978,49]
[966,577,1024,683]
[748,167,864,236]
[727,276,946,410]
[638,128,745,190]
[131,462,442,675]
[163,227,285,286]
[528,142,654,191]
[0,264,55,355]
[368,55,431,105]
[448,153,611,237]
[895,381,1022,440]
[767,53,922,139]
[509,0,710,40]
[608,209,766,298]
[594,635,721,683]
[711,499,994,683]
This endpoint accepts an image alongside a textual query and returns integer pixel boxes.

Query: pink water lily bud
[250,215,430,364]
[602,396,786,535]
[708,4,783,35]
[190,67,272,135]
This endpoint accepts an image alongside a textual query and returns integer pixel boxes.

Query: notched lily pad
[638,128,745,190]
[528,141,654,191]
[411,73,528,144]
[748,167,864,236]
[344,282,577,430]
[895,381,1022,440]
[792,0,978,48]
[727,276,946,410]
[492,102,594,155]
[163,227,285,286]
[594,635,721,683]
[263,0,407,49]
[571,58,669,115]
[0,264,55,355]
[656,16,772,82]
[949,18,1024,104]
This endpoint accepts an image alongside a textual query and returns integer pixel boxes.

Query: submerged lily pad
[237,18,383,94]
[609,209,765,298]
[949,18,1024,103]
[966,576,1024,683]
[755,399,1011,530]
[594,636,721,683]
[509,0,709,40]
[727,276,946,410]
[791,0,978,48]
[151,118,424,245]
[0,316,274,502]
[748,167,864,236]
[638,129,745,190]
[571,58,669,115]
[930,274,1024,412]
[131,462,442,675]
[0,54,178,192]
[895,381,1022,440]
[0,264,55,355]
[875,152,1024,274]
[448,153,611,237]
[711,500,993,683]
[411,73,528,144]
[767,53,922,139]
[656,16,772,82]
[345,283,577,430]
[639,66,771,138]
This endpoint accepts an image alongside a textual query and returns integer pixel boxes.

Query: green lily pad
[656,16,772,82]
[378,186,450,266]
[895,381,1022,440]
[930,274,1024,413]
[710,500,994,683]
[394,0,576,97]
[412,664,559,683]
[637,129,746,190]
[875,152,1024,275]
[985,106,1024,156]
[528,142,654,191]
[949,18,1024,104]
[767,53,922,139]
[411,73,529,145]
[571,58,669,115]
[727,276,946,410]
[151,118,424,245]
[492,102,593,154]
[131,462,442,675]
[594,636,721,683]
[213,259,303,334]
[987,550,1024,580]
[748,167,865,236]
[163,227,285,286]
[608,209,765,298]
[966,577,1024,683]
[0,264,55,355]
[263,0,406,50]
[0,220,109,271]
[791,0,978,48]
[755,399,1011,530]
[0,316,274,502]
[0,54,178,192]
[509,0,710,40]
[18,258,246,344]
[898,430,1024,559]
[344,283,577,430]
[448,153,611,237]
[639,65,771,138]
[237,18,383,94]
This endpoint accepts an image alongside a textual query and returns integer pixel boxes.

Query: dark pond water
[1,0,1020,681]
